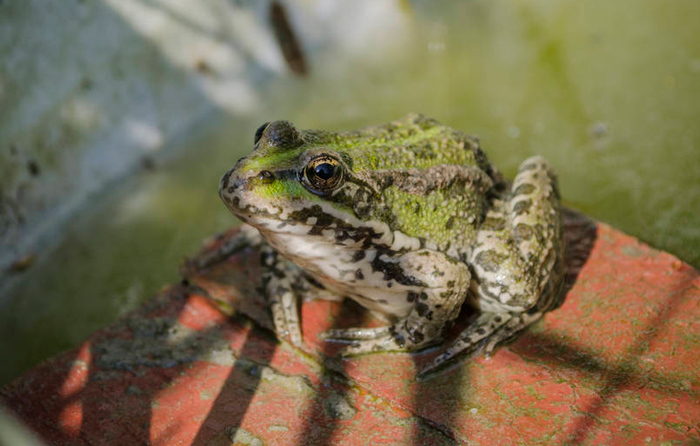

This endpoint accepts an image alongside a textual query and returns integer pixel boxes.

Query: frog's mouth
[219,164,402,251]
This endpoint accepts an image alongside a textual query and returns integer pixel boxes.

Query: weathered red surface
[3,217,699,445]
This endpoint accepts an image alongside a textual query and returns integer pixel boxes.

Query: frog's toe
[321,326,391,341]
[418,341,483,378]
[334,334,404,356]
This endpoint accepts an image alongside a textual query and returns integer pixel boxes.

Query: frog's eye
[303,155,344,193]
[254,122,270,144]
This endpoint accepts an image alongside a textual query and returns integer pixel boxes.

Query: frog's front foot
[322,323,439,355]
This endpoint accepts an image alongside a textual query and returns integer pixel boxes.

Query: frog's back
[305,114,494,175]
[303,114,504,259]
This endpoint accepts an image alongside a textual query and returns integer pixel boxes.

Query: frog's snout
[219,167,244,202]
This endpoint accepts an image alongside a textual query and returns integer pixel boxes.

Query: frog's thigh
[195,224,263,269]
[260,245,303,346]
[507,156,561,303]
[333,250,470,355]
[473,155,561,312]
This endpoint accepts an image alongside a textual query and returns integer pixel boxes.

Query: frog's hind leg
[421,156,564,376]
[194,224,263,269]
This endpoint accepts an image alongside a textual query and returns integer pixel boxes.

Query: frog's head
[219,120,385,242]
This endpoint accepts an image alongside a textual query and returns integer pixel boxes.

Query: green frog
[217,114,564,375]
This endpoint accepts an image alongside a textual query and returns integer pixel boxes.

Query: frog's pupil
[314,163,335,180]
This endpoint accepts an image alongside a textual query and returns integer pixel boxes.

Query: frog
[216,113,564,375]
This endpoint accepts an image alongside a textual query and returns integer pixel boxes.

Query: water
[2,0,699,385]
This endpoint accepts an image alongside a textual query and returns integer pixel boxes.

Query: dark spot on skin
[513,199,533,215]
[221,170,232,190]
[372,252,426,287]
[355,269,364,280]
[445,216,455,230]
[408,328,425,344]
[419,292,428,300]
[520,162,538,171]
[352,250,366,262]
[379,299,388,304]
[514,183,535,195]
[447,280,455,288]
[407,291,418,302]
[474,250,507,273]
[389,326,406,348]
[416,302,429,316]
[480,217,506,232]
[289,205,379,244]
[305,275,326,290]
[307,226,323,236]
[387,282,393,288]
[435,304,442,309]
[494,316,502,323]
[514,223,534,241]
[277,222,287,229]
[476,328,486,335]
[335,229,349,241]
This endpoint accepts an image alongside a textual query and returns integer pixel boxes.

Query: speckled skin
[218,114,564,374]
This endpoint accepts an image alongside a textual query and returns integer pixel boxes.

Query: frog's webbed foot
[419,310,542,377]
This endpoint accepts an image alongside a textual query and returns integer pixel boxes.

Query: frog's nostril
[257,170,275,184]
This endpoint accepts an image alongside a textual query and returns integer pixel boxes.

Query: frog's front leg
[324,250,471,355]
[259,244,305,346]
[422,156,564,376]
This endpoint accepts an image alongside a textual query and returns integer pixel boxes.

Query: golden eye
[304,155,343,193]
